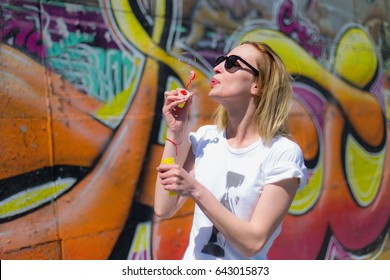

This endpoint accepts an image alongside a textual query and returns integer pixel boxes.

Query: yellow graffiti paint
[95,58,140,126]
[345,135,384,206]
[128,221,152,260]
[109,0,206,87]
[238,29,321,78]
[111,0,168,62]
[151,0,166,42]
[0,178,76,219]
[334,27,377,87]
[290,162,323,214]
[238,29,378,96]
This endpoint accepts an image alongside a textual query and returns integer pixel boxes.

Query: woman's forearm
[191,178,298,257]
[190,184,266,257]
[154,131,191,218]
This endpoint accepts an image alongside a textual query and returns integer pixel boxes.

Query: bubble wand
[185,70,196,89]
[178,70,196,108]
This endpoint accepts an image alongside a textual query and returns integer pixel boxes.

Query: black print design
[201,171,245,257]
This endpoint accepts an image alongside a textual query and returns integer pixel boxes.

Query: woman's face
[209,44,259,104]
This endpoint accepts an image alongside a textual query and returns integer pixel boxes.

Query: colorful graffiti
[0,0,390,260]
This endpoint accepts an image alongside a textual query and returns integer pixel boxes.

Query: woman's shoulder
[190,124,219,138]
[270,135,301,150]
[266,136,304,160]
[196,124,218,133]
[189,125,221,154]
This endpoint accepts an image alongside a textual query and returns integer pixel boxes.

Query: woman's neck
[223,97,261,148]
[225,115,261,149]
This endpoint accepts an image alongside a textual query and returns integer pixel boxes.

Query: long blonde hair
[213,41,293,144]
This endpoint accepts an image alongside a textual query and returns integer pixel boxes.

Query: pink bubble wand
[185,70,196,89]
[178,70,196,108]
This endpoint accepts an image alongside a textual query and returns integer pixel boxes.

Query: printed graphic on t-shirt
[201,171,245,257]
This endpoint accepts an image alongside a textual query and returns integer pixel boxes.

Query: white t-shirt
[182,125,307,260]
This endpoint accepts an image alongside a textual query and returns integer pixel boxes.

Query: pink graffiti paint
[277,0,323,58]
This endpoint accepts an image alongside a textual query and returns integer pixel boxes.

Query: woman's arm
[194,178,299,257]
[164,174,299,257]
[154,89,194,219]
[154,137,194,218]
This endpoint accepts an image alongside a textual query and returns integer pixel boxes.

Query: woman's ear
[250,82,260,96]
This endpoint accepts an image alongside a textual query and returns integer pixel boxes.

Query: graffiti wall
[1,0,389,260]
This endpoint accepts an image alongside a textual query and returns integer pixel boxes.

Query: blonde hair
[213,41,293,144]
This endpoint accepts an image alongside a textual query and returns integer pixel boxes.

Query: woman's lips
[210,77,219,87]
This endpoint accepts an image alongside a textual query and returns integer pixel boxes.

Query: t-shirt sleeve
[264,143,307,190]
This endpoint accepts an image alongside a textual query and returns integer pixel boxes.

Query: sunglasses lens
[225,56,238,70]
[214,56,226,67]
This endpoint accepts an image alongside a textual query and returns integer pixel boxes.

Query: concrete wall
[1,0,389,260]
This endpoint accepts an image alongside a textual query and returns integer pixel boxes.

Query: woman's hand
[163,89,193,136]
[157,162,198,197]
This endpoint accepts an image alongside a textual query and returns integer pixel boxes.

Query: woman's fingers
[164,89,192,106]
[158,164,181,184]
[157,165,193,197]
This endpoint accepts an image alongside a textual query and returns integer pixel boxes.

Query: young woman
[155,41,307,260]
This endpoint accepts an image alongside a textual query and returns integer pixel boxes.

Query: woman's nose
[213,63,222,74]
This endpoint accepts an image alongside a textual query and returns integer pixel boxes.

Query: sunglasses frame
[214,55,259,76]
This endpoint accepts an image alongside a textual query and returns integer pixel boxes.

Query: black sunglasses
[214,55,259,76]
